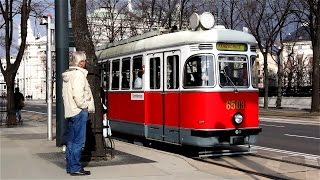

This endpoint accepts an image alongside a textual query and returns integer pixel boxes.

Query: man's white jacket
[62,66,95,118]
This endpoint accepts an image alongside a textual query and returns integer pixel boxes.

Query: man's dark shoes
[70,169,91,176]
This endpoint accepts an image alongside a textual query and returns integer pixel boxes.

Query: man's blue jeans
[66,110,88,173]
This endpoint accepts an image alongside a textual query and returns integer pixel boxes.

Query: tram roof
[96,27,257,60]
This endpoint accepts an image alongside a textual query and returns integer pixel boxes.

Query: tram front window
[218,56,248,87]
[184,55,214,87]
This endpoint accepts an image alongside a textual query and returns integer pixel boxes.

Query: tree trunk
[311,34,320,113]
[276,51,283,109]
[5,77,16,126]
[70,0,106,158]
[263,52,269,109]
[310,0,320,113]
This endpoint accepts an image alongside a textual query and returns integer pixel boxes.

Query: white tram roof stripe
[96,28,257,60]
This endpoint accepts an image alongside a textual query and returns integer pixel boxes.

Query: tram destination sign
[216,43,247,51]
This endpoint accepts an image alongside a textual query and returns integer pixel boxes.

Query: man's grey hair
[70,51,86,66]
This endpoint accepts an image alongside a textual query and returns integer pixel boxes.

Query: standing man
[62,51,95,176]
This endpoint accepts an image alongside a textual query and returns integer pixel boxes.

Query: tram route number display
[226,100,245,110]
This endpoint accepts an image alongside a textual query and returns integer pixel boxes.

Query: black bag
[18,100,24,109]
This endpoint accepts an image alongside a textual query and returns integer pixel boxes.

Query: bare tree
[218,0,244,30]
[131,0,180,30]
[0,0,54,126]
[292,0,320,113]
[87,0,129,45]
[70,0,105,157]
[0,0,32,126]
[239,0,293,109]
[178,0,193,30]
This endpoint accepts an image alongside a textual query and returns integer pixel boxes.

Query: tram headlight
[233,113,243,125]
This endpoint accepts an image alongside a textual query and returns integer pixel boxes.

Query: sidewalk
[1,116,267,180]
[1,108,319,179]
[259,107,320,120]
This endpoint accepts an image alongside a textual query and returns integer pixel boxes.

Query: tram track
[109,134,319,179]
[252,153,320,169]
[193,156,290,180]
[192,153,319,180]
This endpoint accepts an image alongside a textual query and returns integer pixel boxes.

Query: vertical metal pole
[55,0,69,146]
[47,15,53,141]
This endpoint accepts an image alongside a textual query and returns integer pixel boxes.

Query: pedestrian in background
[13,87,24,124]
[62,51,95,176]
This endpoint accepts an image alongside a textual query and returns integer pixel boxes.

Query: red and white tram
[96,13,261,148]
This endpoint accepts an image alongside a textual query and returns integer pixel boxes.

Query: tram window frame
[183,54,215,88]
[132,55,143,89]
[218,55,249,87]
[150,57,161,89]
[111,60,120,90]
[167,55,179,90]
[101,61,110,91]
[121,57,131,90]
[250,56,259,88]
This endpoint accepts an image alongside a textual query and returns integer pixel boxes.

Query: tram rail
[192,152,319,180]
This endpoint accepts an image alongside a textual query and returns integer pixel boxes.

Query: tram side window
[132,56,143,89]
[111,60,120,90]
[150,57,161,89]
[219,56,248,87]
[121,58,131,90]
[251,56,259,88]
[184,55,214,87]
[167,55,179,89]
[101,62,110,90]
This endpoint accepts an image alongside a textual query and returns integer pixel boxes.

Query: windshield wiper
[221,70,238,93]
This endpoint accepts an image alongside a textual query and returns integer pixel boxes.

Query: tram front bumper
[190,128,262,138]
[191,128,262,145]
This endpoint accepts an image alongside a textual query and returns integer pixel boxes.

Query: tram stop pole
[40,14,53,141]
[55,0,69,147]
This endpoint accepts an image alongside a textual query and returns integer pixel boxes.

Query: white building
[282,26,313,87]
[0,19,48,100]
[254,26,313,89]
[253,49,278,88]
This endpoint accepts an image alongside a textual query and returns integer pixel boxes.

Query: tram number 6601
[226,100,245,110]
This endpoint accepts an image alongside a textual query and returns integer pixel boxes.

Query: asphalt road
[24,101,55,114]
[258,119,320,156]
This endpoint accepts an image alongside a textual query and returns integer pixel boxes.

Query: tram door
[147,51,180,144]
[163,51,180,143]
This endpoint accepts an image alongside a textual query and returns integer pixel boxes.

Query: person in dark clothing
[14,87,24,124]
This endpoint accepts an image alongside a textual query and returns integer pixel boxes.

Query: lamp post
[40,15,53,141]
